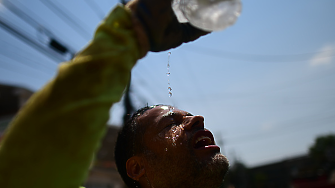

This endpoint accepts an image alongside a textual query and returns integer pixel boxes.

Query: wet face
[137,105,229,188]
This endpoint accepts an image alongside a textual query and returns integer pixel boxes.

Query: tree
[309,134,335,164]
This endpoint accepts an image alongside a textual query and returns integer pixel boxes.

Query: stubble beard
[143,149,229,188]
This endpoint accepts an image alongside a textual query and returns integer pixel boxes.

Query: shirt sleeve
[0,5,141,188]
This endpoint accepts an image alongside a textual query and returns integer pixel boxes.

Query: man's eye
[167,122,176,127]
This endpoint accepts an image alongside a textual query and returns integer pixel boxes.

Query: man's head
[114,105,229,188]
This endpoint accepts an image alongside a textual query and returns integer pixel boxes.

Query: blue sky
[0,0,334,167]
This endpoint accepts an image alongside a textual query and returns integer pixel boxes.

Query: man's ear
[126,156,145,181]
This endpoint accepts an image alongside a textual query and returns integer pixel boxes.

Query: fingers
[180,23,210,43]
[127,0,209,52]
[142,0,173,9]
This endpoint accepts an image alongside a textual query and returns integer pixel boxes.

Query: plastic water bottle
[172,0,242,32]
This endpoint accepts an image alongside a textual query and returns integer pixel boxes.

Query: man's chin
[212,153,229,176]
[195,153,229,188]
[202,152,229,170]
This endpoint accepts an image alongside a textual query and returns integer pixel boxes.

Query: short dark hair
[114,104,166,188]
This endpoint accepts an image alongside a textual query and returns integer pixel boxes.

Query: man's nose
[183,115,204,131]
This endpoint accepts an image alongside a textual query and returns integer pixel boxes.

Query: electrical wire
[0,38,57,67]
[40,0,92,40]
[0,51,53,77]
[0,62,48,84]
[0,16,67,63]
[83,0,106,19]
[223,107,335,145]
[1,0,77,56]
[175,64,335,103]
[0,45,56,73]
[184,45,335,63]
[175,51,223,118]
[0,6,70,60]
[225,119,335,146]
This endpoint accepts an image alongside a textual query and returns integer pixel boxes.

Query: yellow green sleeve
[0,5,140,188]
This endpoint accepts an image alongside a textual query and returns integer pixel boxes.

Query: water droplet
[168,106,173,112]
[167,52,172,98]
[165,148,168,151]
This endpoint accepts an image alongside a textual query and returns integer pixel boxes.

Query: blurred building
[0,84,33,140]
[239,155,335,188]
[84,126,126,188]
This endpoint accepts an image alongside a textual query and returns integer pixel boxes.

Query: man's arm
[0,0,208,187]
[0,5,141,188]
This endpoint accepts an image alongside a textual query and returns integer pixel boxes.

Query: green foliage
[222,161,249,188]
[309,134,335,163]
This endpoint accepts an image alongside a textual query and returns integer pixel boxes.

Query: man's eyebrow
[157,111,193,126]
[161,111,193,119]
[155,112,175,126]
[161,112,177,118]
[186,112,194,116]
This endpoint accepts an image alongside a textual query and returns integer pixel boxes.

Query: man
[0,0,229,187]
[115,105,229,188]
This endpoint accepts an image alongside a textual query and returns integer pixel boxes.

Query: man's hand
[126,0,209,52]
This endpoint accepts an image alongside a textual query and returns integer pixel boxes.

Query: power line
[175,50,222,118]
[1,0,76,57]
[0,49,54,74]
[0,16,67,63]
[0,40,56,73]
[223,109,335,145]
[0,63,48,83]
[0,67,45,92]
[0,45,54,77]
[0,54,52,79]
[184,45,335,63]
[40,0,92,40]
[83,0,106,19]
[176,64,335,103]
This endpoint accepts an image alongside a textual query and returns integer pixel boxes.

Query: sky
[0,0,334,167]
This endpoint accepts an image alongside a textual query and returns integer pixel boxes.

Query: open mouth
[193,130,216,149]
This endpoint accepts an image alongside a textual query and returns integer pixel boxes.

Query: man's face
[137,105,229,188]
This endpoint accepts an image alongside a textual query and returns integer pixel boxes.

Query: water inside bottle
[172,0,242,32]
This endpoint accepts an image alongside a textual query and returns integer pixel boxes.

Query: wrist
[125,2,150,58]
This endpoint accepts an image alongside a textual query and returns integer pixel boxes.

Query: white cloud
[310,45,335,67]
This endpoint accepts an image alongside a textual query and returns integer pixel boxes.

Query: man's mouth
[192,130,218,150]
[194,135,213,149]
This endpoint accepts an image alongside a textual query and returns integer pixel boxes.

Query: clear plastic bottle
[172,0,242,32]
